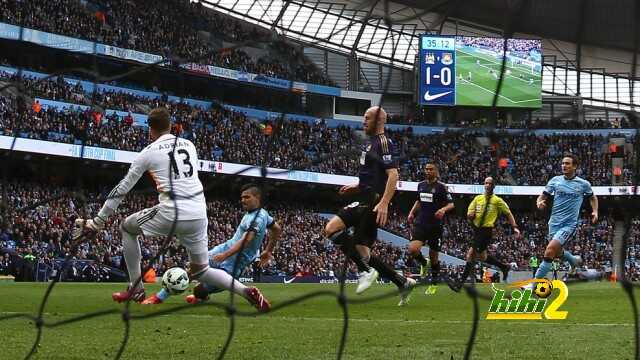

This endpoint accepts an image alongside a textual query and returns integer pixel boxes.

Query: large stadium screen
[418,35,542,108]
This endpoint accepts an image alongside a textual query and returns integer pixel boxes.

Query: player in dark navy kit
[407,163,454,295]
[323,106,416,306]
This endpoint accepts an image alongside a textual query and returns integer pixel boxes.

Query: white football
[162,267,189,294]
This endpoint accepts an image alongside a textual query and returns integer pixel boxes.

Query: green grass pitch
[0,282,636,359]
[455,49,542,108]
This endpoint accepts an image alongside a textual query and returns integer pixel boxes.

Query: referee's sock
[485,255,508,272]
[460,261,474,284]
[368,256,405,289]
[431,260,441,284]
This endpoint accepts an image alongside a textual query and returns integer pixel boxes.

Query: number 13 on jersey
[419,35,456,106]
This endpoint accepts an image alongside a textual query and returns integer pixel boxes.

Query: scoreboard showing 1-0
[419,35,456,106]
[418,34,542,108]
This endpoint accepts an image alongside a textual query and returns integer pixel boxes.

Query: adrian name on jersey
[152,139,192,151]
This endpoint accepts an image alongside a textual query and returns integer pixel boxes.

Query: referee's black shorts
[336,193,380,247]
[472,226,493,252]
[411,223,443,252]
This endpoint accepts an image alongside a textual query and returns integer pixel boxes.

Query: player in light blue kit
[531,154,598,285]
[144,184,281,311]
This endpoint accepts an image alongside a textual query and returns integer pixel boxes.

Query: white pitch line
[457,78,538,104]
[458,48,538,75]
[475,61,541,85]
[474,62,533,85]
[458,49,541,84]
[275,316,632,327]
[1,312,632,327]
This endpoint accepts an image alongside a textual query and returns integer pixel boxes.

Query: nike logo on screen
[424,91,452,101]
[284,276,296,284]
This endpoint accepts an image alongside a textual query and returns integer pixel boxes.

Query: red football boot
[185,283,209,305]
[244,287,271,313]
[140,294,163,305]
[112,286,145,303]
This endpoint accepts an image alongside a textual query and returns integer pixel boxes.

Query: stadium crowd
[625,218,640,281]
[0,88,634,186]
[0,0,631,290]
[386,210,615,273]
[0,0,334,86]
[458,37,541,54]
[0,182,408,281]
[410,116,635,130]
[8,63,633,132]
[0,180,619,283]
[393,128,634,186]
[347,108,633,130]
[525,117,634,130]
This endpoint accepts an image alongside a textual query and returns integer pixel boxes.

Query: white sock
[198,268,248,298]
[122,230,142,289]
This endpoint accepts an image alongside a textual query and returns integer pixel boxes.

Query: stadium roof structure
[202,0,639,110]
[203,0,638,68]
[396,0,639,53]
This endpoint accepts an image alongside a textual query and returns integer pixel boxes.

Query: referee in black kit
[449,176,521,292]
[323,106,416,306]
[407,163,455,295]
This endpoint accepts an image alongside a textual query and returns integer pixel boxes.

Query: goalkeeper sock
[121,228,142,290]
[561,250,578,267]
[534,258,553,279]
